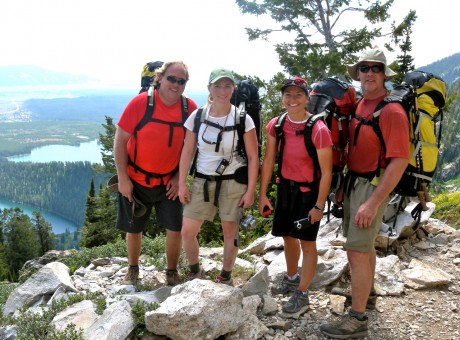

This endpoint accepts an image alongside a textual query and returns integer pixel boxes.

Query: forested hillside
[0,159,108,226]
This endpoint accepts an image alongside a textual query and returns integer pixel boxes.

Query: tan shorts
[183,177,247,222]
[343,177,389,252]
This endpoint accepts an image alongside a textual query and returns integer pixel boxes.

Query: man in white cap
[320,48,409,338]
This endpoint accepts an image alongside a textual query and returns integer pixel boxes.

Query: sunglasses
[166,75,187,85]
[358,64,384,74]
[283,77,307,87]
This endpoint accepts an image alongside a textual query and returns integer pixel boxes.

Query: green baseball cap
[208,68,235,84]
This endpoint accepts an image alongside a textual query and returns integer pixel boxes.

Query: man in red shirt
[114,61,197,286]
[320,49,409,338]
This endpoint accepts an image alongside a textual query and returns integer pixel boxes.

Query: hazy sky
[1,0,457,91]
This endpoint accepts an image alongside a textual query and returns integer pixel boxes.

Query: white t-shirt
[184,104,255,175]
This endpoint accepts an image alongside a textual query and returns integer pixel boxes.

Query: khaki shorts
[183,177,247,222]
[343,177,389,252]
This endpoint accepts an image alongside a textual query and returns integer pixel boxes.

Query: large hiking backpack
[274,78,356,219]
[353,70,446,225]
[308,77,357,186]
[139,61,164,94]
[230,79,262,157]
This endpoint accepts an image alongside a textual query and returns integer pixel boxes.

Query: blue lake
[7,139,102,164]
[3,140,104,234]
[0,198,78,234]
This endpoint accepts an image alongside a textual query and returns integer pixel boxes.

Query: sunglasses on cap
[166,75,187,85]
[282,77,307,86]
[358,64,384,74]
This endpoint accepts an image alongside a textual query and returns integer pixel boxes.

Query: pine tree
[32,211,55,255]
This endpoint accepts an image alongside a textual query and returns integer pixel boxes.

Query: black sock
[129,265,139,269]
[220,269,232,279]
[349,309,367,321]
[189,263,200,274]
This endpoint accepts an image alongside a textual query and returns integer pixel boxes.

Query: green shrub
[432,191,460,229]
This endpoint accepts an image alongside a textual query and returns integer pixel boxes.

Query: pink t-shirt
[347,95,409,173]
[266,115,333,185]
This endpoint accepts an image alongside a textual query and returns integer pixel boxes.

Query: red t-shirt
[347,94,409,174]
[267,115,333,186]
[118,90,197,187]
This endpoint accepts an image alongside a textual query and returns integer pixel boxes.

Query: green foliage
[0,208,40,281]
[80,188,121,248]
[131,300,159,338]
[235,0,409,82]
[0,282,18,321]
[434,82,460,184]
[93,116,117,175]
[11,291,106,339]
[0,159,107,227]
[432,191,460,229]
[32,211,56,255]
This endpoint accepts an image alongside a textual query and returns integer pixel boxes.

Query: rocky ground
[238,244,460,340]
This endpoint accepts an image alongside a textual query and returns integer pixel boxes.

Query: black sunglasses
[166,75,187,85]
[358,64,384,74]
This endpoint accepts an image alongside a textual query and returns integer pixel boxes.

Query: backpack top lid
[140,61,164,91]
[403,71,447,109]
[231,79,260,107]
[308,77,356,116]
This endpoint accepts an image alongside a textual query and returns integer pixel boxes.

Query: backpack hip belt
[195,172,236,207]
[344,170,376,197]
[128,158,177,185]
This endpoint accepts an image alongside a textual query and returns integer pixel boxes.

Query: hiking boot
[319,313,368,339]
[271,274,300,295]
[216,275,233,286]
[166,269,180,286]
[330,286,377,309]
[122,266,139,285]
[282,290,309,313]
[188,266,205,280]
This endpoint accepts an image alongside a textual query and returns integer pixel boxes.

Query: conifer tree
[235,0,413,82]
[32,211,55,255]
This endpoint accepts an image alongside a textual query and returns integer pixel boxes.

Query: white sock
[287,273,299,281]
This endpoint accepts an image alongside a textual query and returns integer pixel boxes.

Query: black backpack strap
[274,113,288,179]
[189,107,206,176]
[303,114,323,190]
[352,98,389,178]
[131,90,189,182]
[235,106,247,159]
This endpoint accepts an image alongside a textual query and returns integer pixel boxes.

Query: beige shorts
[343,177,389,252]
[183,177,247,222]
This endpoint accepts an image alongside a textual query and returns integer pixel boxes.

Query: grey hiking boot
[271,274,300,295]
[319,313,368,339]
[122,266,139,285]
[166,269,180,286]
[282,290,309,313]
[188,266,205,280]
[216,275,233,286]
[331,286,377,309]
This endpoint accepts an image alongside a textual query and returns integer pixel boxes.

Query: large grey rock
[84,300,135,340]
[145,279,246,340]
[3,262,76,316]
[375,255,405,296]
[51,300,98,332]
[241,265,269,297]
[402,258,454,289]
